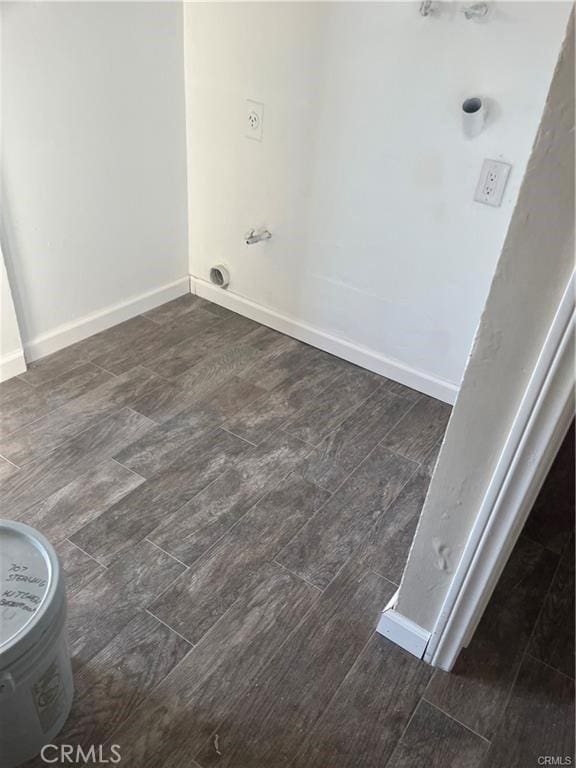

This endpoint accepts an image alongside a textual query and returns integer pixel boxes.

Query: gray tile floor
[0,295,573,767]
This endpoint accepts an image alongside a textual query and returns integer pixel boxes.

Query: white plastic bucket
[0,520,74,767]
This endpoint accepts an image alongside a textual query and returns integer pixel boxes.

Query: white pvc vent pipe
[209,265,230,289]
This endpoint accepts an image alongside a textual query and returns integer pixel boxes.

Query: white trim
[426,272,575,670]
[376,591,431,658]
[190,276,458,405]
[0,348,27,382]
[24,277,190,363]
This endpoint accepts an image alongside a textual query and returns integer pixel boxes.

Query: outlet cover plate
[474,159,512,207]
[245,99,264,142]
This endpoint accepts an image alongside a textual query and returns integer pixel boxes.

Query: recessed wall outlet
[474,159,512,207]
[245,99,264,142]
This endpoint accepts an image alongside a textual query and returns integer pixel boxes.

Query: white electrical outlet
[245,99,264,142]
[474,159,512,207]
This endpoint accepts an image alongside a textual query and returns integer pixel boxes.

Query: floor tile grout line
[367,568,400,588]
[144,465,233,557]
[148,546,332,730]
[17,358,92,389]
[381,648,462,768]
[0,364,159,447]
[237,417,312,455]
[109,456,147,482]
[140,299,225,327]
[4,312,260,457]
[275,449,421,588]
[319,461,421,593]
[373,395,426,456]
[281,376,385,449]
[374,571,403,591]
[0,385,115,443]
[219,425,259,447]
[135,317,250,385]
[4,399,234,527]
[272,442,382,562]
[235,341,301,387]
[520,529,565,558]
[149,462,323,593]
[379,414,452,467]
[271,559,323,593]
[330,405,421,498]
[191,584,329,764]
[135,359,238,412]
[418,434,444,474]
[133,340,263,424]
[134,455,330,635]
[144,538,191,571]
[138,364,181,387]
[291,629,380,765]
[266,456,344,562]
[140,312,167,326]
[90,361,121,378]
[98,615,203,756]
[0,452,21,470]
[144,608,195,648]
[224,353,354,447]
[64,537,109,570]
[276,427,319,451]
[139,557,195,625]
[131,369,243,428]
[4,450,146,534]
[469,545,568,749]
[523,652,575,682]
[141,299,225,327]
[278,365,384,443]
[194,566,401,766]
[3,441,132,523]
[516,546,572,684]
[521,547,565,662]
[118,418,223,469]
[20,361,117,409]
[420,696,493,744]
[84,322,180,376]
[381,694,423,768]
[273,389,417,493]
[8,376,37,393]
[122,405,158,426]
[174,567,324,694]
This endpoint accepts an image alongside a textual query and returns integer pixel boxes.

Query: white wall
[396,10,575,633]
[1,2,188,355]
[0,248,25,380]
[186,1,572,401]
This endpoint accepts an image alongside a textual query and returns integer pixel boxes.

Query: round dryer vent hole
[209,265,230,289]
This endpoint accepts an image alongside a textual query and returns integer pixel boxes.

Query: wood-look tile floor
[0,295,573,768]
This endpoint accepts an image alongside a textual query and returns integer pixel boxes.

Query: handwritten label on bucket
[1,562,46,626]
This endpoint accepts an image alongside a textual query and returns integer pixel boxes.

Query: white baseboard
[24,277,190,363]
[0,348,27,382]
[376,592,431,658]
[191,277,458,405]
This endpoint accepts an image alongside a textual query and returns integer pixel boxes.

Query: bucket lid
[0,520,64,668]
